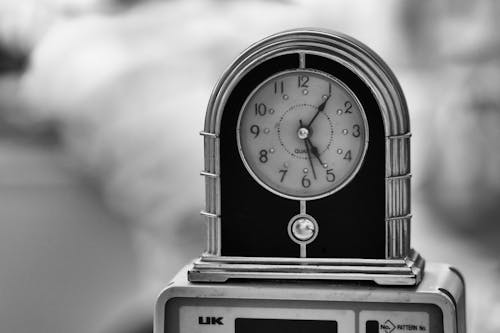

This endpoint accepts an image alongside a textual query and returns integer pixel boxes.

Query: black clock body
[219,53,386,259]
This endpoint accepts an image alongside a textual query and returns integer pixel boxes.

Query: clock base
[187,249,424,286]
[156,262,465,333]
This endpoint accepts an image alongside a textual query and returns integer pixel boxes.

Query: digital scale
[154,29,466,333]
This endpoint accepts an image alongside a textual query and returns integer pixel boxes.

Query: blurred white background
[0,0,499,332]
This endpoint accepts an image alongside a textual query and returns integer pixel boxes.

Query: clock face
[237,69,368,200]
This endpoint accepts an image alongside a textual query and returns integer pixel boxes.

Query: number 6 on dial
[237,69,368,200]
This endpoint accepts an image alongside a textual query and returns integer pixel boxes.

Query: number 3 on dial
[237,69,368,200]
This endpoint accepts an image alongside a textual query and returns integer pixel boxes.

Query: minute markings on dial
[237,68,368,200]
[277,104,334,160]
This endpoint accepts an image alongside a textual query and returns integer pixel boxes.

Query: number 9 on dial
[236,69,369,200]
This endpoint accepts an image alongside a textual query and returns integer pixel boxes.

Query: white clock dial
[237,69,368,200]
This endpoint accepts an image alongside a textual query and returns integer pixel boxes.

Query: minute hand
[300,120,317,180]
[307,95,331,128]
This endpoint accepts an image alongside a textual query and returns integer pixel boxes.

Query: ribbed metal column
[386,134,411,258]
[201,132,220,256]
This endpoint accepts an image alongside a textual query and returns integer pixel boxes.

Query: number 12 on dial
[237,69,368,200]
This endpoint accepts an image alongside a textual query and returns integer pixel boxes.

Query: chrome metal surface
[189,249,424,285]
[196,28,420,285]
[200,211,218,218]
[287,213,319,258]
[299,52,306,69]
[199,131,218,138]
[300,200,306,214]
[200,171,218,178]
[297,127,310,140]
[288,214,318,243]
[290,217,315,241]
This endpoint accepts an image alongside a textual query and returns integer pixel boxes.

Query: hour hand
[306,139,325,166]
[300,120,317,180]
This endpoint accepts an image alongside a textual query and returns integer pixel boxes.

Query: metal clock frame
[191,29,422,285]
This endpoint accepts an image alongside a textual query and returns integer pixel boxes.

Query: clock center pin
[297,127,310,140]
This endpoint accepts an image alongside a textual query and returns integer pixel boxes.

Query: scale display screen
[235,318,337,333]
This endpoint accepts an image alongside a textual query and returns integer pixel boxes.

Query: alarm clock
[192,28,420,285]
[154,29,466,333]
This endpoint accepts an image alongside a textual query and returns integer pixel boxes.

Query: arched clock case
[190,29,423,285]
